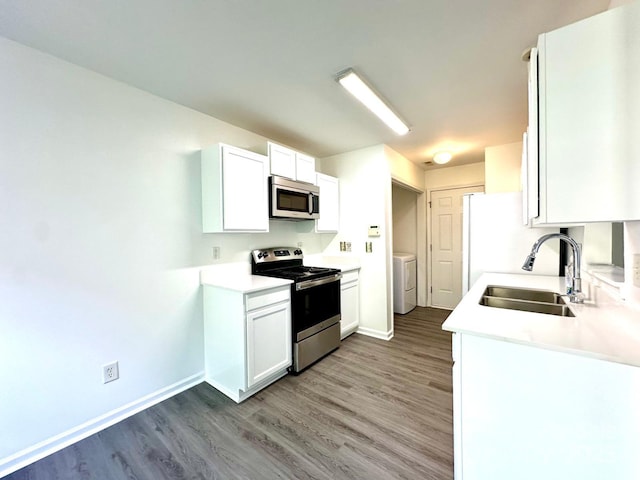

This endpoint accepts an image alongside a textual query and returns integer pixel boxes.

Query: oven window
[291,280,341,334]
[277,189,309,213]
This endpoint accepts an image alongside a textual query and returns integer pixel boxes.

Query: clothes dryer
[393,253,417,314]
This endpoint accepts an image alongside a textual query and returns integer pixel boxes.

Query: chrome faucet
[522,233,583,303]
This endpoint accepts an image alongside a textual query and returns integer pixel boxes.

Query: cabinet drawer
[341,269,359,285]
[246,287,290,312]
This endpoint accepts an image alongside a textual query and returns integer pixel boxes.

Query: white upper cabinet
[530,2,640,224]
[267,142,297,179]
[201,143,269,233]
[294,152,317,184]
[267,142,316,184]
[315,173,340,233]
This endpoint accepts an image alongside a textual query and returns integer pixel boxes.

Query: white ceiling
[0,0,610,168]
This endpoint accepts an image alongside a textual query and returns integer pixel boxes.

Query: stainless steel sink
[483,285,565,304]
[479,285,575,317]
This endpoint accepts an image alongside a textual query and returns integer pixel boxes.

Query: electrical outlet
[634,254,640,288]
[212,246,220,260]
[102,361,119,384]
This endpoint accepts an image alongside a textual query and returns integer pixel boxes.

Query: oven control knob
[257,251,269,259]
[294,249,302,255]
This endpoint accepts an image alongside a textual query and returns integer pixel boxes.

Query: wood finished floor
[7,307,453,480]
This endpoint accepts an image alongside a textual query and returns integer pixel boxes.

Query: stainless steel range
[251,247,342,373]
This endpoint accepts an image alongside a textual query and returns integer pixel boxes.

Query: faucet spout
[522,253,536,271]
[522,233,583,303]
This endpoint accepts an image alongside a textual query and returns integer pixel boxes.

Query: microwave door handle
[308,193,313,215]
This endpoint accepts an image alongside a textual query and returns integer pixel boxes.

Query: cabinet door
[458,334,640,480]
[340,276,359,338]
[222,146,269,231]
[526,46,539,222]
[246,301,292,388]
[295,153,316,184]
[268,142,297,179]
[315,173,339,233]
[537,3,640,223]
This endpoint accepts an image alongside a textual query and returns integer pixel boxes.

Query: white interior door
[431,186,483,309]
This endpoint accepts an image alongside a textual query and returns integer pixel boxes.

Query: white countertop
[443,273,640,367]
[200,263,292,294]
[198,254,356,293]
[304,254,361,272]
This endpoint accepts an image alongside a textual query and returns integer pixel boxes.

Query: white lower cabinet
[203,284,292,402]
[246,300,291,388]
[452,333,640,480]
[340,269,360,339]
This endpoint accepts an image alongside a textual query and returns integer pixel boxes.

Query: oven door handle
[296,273,342,291]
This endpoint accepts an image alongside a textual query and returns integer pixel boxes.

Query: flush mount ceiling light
[433,151,452,164]
[336,68,410,136]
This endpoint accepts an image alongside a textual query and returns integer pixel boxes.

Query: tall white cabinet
[530,2,640,224]
[201,143,269,233]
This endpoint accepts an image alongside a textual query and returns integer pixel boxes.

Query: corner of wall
[623,221,640,303]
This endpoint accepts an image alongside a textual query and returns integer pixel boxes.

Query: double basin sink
[479,285,575,317]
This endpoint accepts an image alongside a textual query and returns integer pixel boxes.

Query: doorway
[430,185,483,309]
[391,181,426,312]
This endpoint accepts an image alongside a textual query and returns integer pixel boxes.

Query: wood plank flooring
[7,307,453,480]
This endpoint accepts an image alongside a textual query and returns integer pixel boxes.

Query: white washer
[393,253,417,314]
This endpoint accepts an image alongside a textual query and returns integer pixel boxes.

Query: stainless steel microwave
[269,175,320,220]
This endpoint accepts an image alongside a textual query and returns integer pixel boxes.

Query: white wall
[609,0,635,8]
[321,146,394,339]
[392,184,417,255]
[386,145,425,191]
[425,162,485,191]
[0,37,330,475]
[485,141,523,193]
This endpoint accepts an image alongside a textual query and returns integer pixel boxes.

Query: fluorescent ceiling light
[336,68,410,136]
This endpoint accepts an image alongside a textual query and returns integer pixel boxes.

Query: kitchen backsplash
[199,220,334,265]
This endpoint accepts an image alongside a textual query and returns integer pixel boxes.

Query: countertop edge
[443,272,640,368]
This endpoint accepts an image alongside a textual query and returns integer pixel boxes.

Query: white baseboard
[205,368,289,403]
[0,371,204,478]
[356,326,394,341]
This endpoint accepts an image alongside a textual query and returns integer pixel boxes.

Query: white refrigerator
[462,192,561,294]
